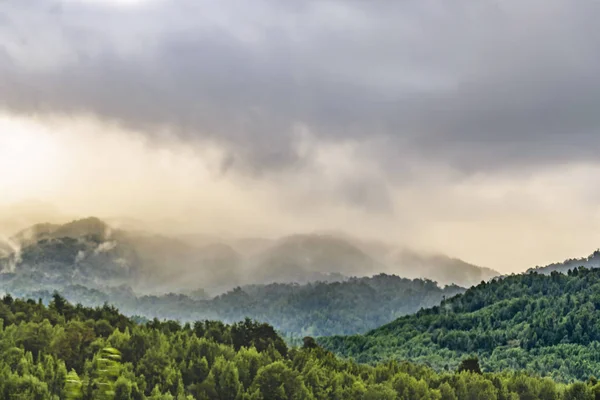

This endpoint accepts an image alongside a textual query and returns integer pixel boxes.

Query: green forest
[2,293,600,400]
[321,267,600,382]
[3,274,463,337]
[6,234,600,398]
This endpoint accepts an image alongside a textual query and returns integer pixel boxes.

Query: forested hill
[204,275,463,337]
[1,294,599,399]
[320,267,600,382]
[1,217,496,292]
[5,274,463,337]
[527,249,600,275]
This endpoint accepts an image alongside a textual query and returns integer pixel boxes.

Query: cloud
[3,114,600,273]
[2,0,600,177]
[3,0,600,273]
[94,241,117,254]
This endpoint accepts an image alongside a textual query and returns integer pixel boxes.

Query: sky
[2,0,600,273]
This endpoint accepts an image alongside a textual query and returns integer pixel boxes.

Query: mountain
[119,233,242,292]
[384,248,498,288]
[0,217,243,293]
[10,217,114,249]
[0,218,139,288]
[527,249,600,275]
[1,216,495,294]
[178,234,274,256]
[1,219,469,337]
[322,232,498,287]
[228,237,275,256]
[320,267,600,382]
[246,234,381,284]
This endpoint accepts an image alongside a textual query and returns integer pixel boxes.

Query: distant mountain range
[5,274,464,337]
[0,216,497,293]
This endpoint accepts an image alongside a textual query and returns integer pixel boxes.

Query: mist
[2,113,600,275]
[3,0,600,274]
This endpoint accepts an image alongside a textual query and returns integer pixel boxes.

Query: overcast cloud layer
[2,0,600,272]
[3,0,600,173]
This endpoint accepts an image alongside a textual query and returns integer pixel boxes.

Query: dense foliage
[2,294,600,399]
[321,267,600,382]
[3,274,463,337]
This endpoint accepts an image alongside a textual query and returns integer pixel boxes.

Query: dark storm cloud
[2,0,600,174]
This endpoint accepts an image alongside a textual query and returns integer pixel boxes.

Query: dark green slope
[320,267,600,382]
[7,274,464,337]
[207,275,464,336]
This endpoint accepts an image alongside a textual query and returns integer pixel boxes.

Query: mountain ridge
[1,216,495,290]
[319,266,600,381]
[527,248,600,275]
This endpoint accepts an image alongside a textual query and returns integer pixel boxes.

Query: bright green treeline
[320,267,600,382]
[1,293,599,399]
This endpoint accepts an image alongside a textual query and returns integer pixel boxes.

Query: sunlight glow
[0,117,63,204]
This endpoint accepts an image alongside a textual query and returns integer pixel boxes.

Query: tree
[364,383,397,400]
[93,347,122,400]
[51,292,68,314]
[303,337,319,350]
[64,370,83,400]
[457,357,482,374]
[439,382,457,400]
[234,347,265,390]
[4,289,600,400]
[3,372,52,400]
[206,356,242,400]
[464,374,497,400]
[564,382,593,400]
[250,361,311,400]
[114,376,133,400]
[52,320,97,371]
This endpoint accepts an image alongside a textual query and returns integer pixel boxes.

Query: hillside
[121,234,243,292]
[2,274,464,337]
[0,217,244,293]
[320,267,600,382]
[2,218,493,293]
[528,249,600,275]
[1,294,593,399]
[11,216,111,246]
[246,234,381,284]
[330,233,499,287]
[384,248,498,288]
[0,218,139,287]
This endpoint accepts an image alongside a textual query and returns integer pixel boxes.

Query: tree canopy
[321,267,600,382]
[0,293,595,399]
